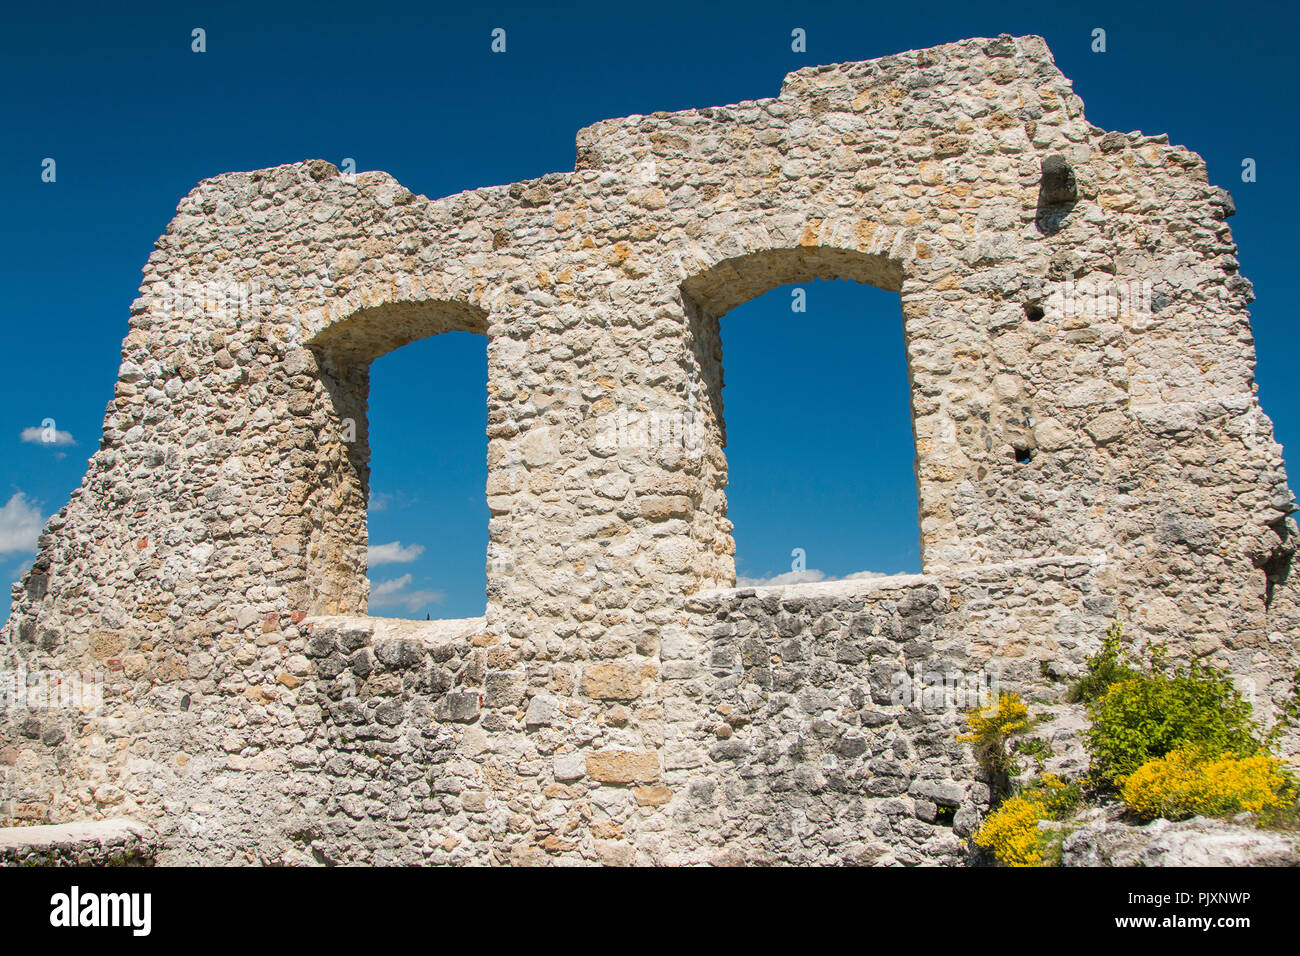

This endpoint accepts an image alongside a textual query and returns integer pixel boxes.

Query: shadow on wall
[1035,154,1078,236]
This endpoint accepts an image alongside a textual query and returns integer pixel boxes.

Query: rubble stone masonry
[1,35,1295,865]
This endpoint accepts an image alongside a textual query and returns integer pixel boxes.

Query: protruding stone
[434,691,480,723]
[581,662,655,700]
[586,750,659,784]
[634,785,673,806]
[1040,154,1077,205]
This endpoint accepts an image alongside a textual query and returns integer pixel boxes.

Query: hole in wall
[1024,302,1045,323]
[1013,445,1034,464]
[1035,154,1078,236]
[1255,517,1295,610]
[934,805,957,827]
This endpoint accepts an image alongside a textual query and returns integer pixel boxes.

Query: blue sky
[2,0,1296,618]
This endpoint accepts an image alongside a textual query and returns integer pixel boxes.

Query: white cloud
[367,540,425,566]
[736,569,826,587]
[368,573,445,614]
[0,492,45,556]
[735,568,896,587]
[371,573,413,599]
[840,570,894,581]
[20,426,75,447]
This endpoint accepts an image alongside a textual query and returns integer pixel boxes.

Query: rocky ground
[1060,810,1299,866]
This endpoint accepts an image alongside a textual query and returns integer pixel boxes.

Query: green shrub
[1066,623,1138,703]
[1013,736,1051,773]
[1083,650,1261,789]
[1021,772,1083,818]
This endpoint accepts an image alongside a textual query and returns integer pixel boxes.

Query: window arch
[303,298,489,617]
[679,246,921,586]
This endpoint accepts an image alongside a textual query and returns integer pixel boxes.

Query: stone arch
[680,245,904,318]
[301,297,490,615]
[677,245,926,575]
[306,297,488,364]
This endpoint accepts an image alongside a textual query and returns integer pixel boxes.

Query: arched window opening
[304,299,489,620]
[710,275,921,586]
[365,330,489,619]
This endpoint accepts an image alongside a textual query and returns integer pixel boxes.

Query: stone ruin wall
[1,34,1296,865]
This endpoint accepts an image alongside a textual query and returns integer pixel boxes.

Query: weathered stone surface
[484,670,527,708]
[634,785,674,807]
[524,693,559,727]
[1062,816,1300,867]
[1085,410,1129,446]
[582,662,655,700]
[435,691,481,723]
[0,820,156,867]
[553,752,586,783]
[586,750,660,784]
[640,496,693,521]
[0,33,1295,867]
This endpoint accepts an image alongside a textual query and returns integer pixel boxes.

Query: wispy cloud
[368,490,419,513]
[368,573,445,614]
[735,568,895,587]
[371,574,413,599]
[736,568,826,587]
[0,492,44,556]
[20,426,75,447]
[839,570,895,581]
[367,540,425,566]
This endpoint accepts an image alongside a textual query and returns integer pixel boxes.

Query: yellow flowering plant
[1120,747,1296,823]
[971,773,1082,867]
[972,793,1047,867]
[957,692,1031,783]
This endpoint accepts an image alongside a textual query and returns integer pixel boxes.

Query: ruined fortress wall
[650,556,1113,865]
[212,555,1113,867]
[1,34,1295,865]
